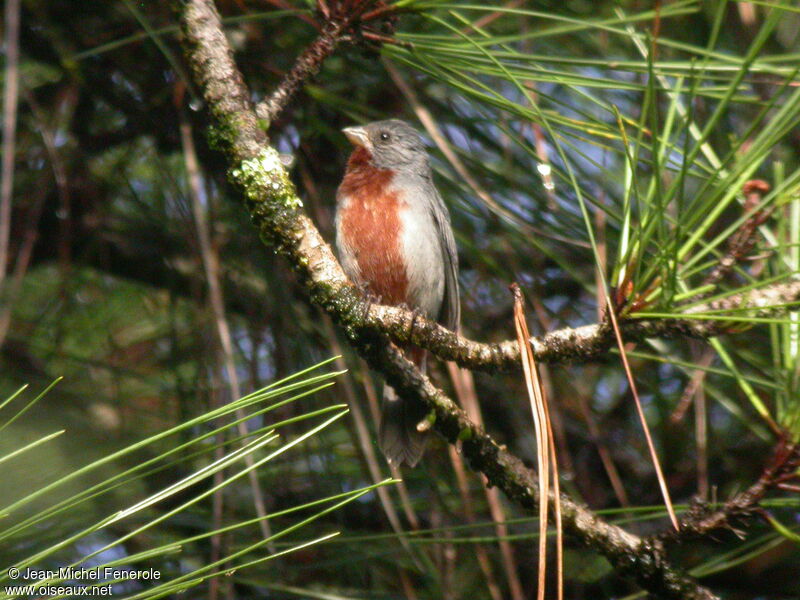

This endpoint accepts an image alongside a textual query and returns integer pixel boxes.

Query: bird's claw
[358,284,382,322]
[396,302,424,339]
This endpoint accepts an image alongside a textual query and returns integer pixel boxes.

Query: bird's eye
[379,131,390,141]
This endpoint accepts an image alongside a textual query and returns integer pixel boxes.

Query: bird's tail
[378,349,428,467]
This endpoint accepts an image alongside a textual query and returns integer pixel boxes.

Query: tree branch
[659,438,800,542]
[255,21,344,123]
[341,277,800,373]
[179,2,800,379]
[254,0,403,123]
[173,1,731,597]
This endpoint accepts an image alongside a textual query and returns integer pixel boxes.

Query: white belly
[399,205,445,320]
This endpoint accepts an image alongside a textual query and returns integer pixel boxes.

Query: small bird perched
[335,119,460,467]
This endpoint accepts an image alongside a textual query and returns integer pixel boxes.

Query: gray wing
[429,188,460,332]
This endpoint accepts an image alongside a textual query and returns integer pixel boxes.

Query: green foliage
[4,0,800,598]
[0,364,395,599]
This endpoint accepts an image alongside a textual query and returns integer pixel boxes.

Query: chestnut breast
[335,148,410,305]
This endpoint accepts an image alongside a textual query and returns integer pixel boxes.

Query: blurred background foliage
[2,0,800,598]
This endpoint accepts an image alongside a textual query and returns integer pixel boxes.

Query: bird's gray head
[342,119,430,173]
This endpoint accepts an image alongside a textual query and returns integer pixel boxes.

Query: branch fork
[170,1,799,597]
[255,0,404,123]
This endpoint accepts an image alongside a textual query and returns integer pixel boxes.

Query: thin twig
[256,22,343,122]
[323,319,425,571]
[577,391,631,507]
[702,180,773,290]
[662,438,800,541]
[0,86,75,348]
[256,0,401,121]
[694,355,709,501]
[447,362,524,600]
[0,0,21,286]
[178,107,275,551]
[0,177,46,349]
[448,444,504,600]
[464,0,524,32]
[670,346,715,424]
[358,371,421,530]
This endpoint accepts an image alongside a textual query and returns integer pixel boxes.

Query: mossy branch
[172,1,737,598]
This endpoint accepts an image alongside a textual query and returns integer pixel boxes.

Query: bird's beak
[342,126,371,150]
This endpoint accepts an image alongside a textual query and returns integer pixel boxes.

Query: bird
[335,119,460,467]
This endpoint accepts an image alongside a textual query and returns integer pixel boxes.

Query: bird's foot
[397,302,424,339]
[358,284,382,322]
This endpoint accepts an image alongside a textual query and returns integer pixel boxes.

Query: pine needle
[511,283,563,600]
[606,299,680,531]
